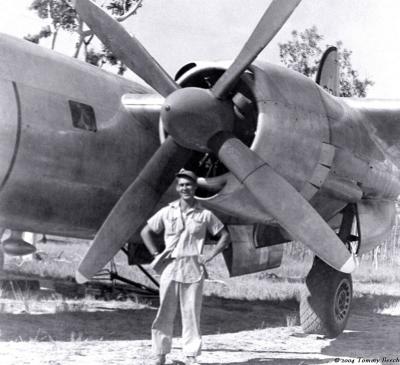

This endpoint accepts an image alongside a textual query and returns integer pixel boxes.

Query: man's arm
[140,224,160,257]
[200,227,230,264]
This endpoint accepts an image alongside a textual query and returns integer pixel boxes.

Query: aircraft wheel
[300,256,352,338]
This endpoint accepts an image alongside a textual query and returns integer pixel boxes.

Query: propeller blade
[76,137,191,283]
[74,0,178,97]
[212,0,301,99]
[208,133,355,273]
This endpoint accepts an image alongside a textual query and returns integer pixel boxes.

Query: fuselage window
[69,100,97,132]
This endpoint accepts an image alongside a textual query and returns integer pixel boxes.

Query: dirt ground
[0,293,399,365]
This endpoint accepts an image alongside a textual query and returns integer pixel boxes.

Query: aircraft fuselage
[0,33,399,248]
[0,34,160,237]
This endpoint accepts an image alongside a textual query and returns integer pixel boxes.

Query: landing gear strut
[92,247,159,298]
[300,204,359,338]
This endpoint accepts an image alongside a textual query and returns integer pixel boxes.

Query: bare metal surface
[161,87,234,152]
[0,80,19,191]
[224,225,283,276]
[357,200,396,254]
[322,176,363,203]
[214,136,354,273]
[0,33,159,237]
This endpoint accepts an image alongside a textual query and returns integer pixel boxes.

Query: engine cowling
[169,61,335,225]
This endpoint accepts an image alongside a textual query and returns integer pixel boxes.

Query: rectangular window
[69,100,97,132]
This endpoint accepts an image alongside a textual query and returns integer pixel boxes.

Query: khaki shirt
[147,200,224,283]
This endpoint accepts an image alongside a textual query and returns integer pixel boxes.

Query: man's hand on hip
[198,254,212,265]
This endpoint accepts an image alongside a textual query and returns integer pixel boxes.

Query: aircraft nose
[0,80,20,192]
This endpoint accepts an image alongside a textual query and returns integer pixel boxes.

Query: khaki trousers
[151,269,204,356]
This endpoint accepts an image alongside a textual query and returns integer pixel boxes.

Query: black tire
[300,256,352,338]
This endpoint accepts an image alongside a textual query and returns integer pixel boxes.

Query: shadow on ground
[321,294,400,358]
[0,296,297,341]
[1,290,399,363]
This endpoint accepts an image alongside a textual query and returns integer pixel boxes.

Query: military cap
[176,168,197,183]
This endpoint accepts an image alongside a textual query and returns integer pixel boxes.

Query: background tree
[279,26,374,97]
[25,0,78,50]
[25,0,143,75]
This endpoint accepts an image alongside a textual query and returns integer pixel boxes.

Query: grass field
[1,236,400,303]
[1,236,399,357]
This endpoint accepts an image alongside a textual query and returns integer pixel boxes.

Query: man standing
[141,169,230,365]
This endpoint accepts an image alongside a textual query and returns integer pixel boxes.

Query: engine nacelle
[172,61,333,226]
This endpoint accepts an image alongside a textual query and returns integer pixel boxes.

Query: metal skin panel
[223,225,284,277]
[202,61,334,221]
[0,34,149,110]
[357,200,396,254]
[200,61,400,253]
[308,87,400,238]
[0,80,19,190]
[320,92,385,161]
[319,91,400,200]
[358,99,400,167]
[0,34,160,237]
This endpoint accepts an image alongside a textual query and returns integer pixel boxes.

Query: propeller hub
[161,87,234,152]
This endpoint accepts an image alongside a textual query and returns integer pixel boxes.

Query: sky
[1,0,399,98]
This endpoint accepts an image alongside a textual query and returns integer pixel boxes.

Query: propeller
[75,0,354,283]
[76,137,191,282]
[211,0,302,99]
[73,0,178,97]
[207,133,355,273]
[160,88,354,274]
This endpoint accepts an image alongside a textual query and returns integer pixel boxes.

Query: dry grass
[1,235,400,304]
[0,296,148,315]
[1,236,399,349]
[377,300,400,316]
